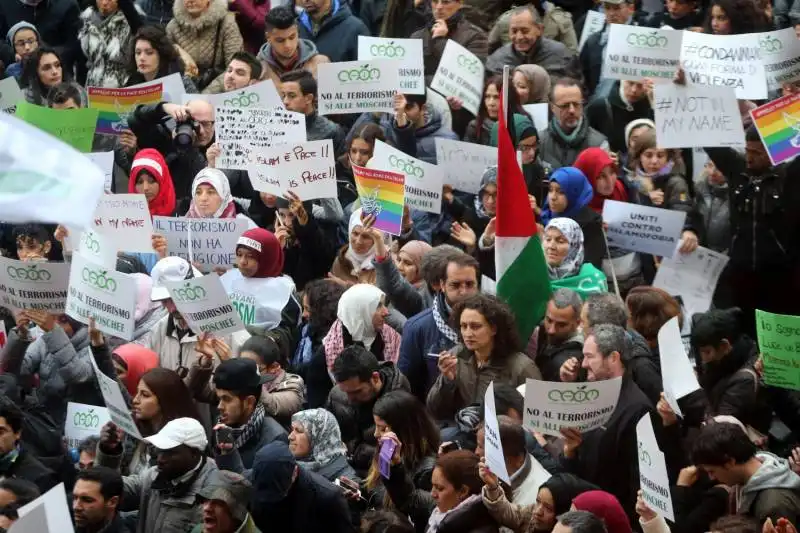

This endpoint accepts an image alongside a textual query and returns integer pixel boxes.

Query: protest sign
[11,500,50,533]
[750,92,800,165]
[128,72,185,103]
[578,10,606,52]
[152,216,248,271]
[215,106,306,170]
[88,354,142,439]
[0,257,70,313]
[658,317,701,416]
[691,147,710,182]
[653,246,728,320]
[653,84,744,148]
[484,382,511,484]
[182,79,283,109]
[680,31,767,100]
[523,103,549,132]
[358,36,425,94]
[756,309,800,390]
[164,274,244,336]
[92,194,154,253]
[371,140,443,214]
[85,151,115,193]
[481,275,496,296]
[317,59,401,115]
[0,77,23,114]
[353,164,405,235]
[522,377,622,437]
[76,228,118,269]
[247,140,337,200]
[637,414,675,521]
[602,200,686,258]
[88,84,163,135]
[18,484,74,533]
[0,112,105,229]
[435,138,498,194]
[66,253,137,339]
[65,402,111,449]
[431,40,484,115]
[15,101,99,152]
[602,25,681,83]
[761,28,800,91]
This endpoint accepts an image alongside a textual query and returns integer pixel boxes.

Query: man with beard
[73,467,128,533]
[98,418,217,533]
[530,289,584,382]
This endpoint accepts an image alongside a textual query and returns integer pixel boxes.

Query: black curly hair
[127,25,183,80]
[703,0,771,34]
[304,279,346,336]
[451,294,521,360]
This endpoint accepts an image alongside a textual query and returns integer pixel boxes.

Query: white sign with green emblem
[602,24,681,83]
[0,256,71,313]
[317,59,401,115]
[164,273,244,337]
[430,39,484,115]
[370,140,443,214]
[358,36,425,95]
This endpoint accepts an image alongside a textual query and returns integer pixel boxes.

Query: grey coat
[538,120,609,169]
[485,38,578,78]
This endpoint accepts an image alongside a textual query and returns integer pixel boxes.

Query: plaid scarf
[230,403,266,449]
[432,293,459,344]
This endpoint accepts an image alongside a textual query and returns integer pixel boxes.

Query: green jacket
[190,515,261,533]
[550,263,608,300]
[488,6,578,52]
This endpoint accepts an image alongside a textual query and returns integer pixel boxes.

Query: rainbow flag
[751,92,800,165]
[352,164,405,235]
[88,84,163,135]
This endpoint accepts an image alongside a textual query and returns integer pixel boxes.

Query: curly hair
[625,286,683,346]
[127,25,182,79]
[304,279,346,335]
[20,47,67,105]
[451,294,521,360]
[703,0,770,34]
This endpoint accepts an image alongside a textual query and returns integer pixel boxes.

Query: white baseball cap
[150,257,202,301]
[144,417,208,451]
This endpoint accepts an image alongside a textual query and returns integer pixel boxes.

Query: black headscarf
[541,473,600,515]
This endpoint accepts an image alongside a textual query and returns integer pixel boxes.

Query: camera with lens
[174,113,198,150]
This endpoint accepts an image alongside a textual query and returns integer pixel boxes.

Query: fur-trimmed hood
[172,0,229,31]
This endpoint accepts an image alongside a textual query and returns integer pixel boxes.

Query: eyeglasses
[552,101,585,111]
[14,38,36,48]
[197,120,215,129]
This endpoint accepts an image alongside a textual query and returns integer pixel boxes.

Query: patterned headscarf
[291,409,348,473]
[544,218,584,280]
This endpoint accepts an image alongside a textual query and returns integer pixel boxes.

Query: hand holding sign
[478,459,500,489]
[560,427,583,458]
[88,317,105,347]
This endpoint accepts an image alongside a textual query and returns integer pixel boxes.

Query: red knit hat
[236,228,284,278]
[129,149,176,217]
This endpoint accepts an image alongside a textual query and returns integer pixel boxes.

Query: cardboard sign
[602,200,686,258]
[183,79,283,109]
[92,194,154,253]
[247,140,337,200]
[483,382,511,484]
[152,216,248,271]
[431,40,484,115]
[215,106,306,170]
[352,164,405,235]
[435,138,497,194]
[15,102,99,153]
[370,140,443,214]
[637,413,675,521]
[750,92,800,165]
[602,25,681,83]
[358,36,425,94]
[317,59,402,115]
[756,309,800,390]
[88,84,163,135]
[0,257,70,313]
[88,354,142,439]
[654,84,744,148]
[0,77,23,114]
[65,402,111,449]
[164,274,245,336]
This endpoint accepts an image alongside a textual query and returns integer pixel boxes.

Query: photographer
[126,100,215,205]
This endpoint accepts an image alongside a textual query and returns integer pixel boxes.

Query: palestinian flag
[494,80,552,343]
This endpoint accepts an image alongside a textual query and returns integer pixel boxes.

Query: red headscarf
[128,149,176,217]
[112,344,159,396]
[574,147,628,213]
[236,228,284,278]
[572,491,633,533]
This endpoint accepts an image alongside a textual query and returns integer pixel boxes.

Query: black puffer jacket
[0,0,81,70]
[533,326,584,382]
[625,329,662,408]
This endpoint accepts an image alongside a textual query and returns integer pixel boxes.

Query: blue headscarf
[540,167,594,225]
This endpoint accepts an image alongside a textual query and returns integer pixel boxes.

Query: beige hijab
[514,64,552,104]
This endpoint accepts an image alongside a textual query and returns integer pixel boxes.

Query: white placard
[680,31,767,100]
[85,151,115,193]
[431,40,485,115]
[0,76,23,114]
[653,245,728,321]
[653,84,744,148]
[358,36,425,94]
[0,257,70,313]
[0,113,105,229]
[481,275,496,296]
[88,353,142,439]
[691,147,709,182]
[164,274,244,336]
[522,377,623,437]
[483,382,511,484]
[761,28,800,91]
[317,59,401,115]
[602,25,681,83]
[435,138,497,194]
[523,103,549,132]
[77,229,118,269]
[92,194,154,253]
[128,72,185,103]
[65,402,111,449]
[152,216,248,271]
[247,139,337,200]
[18,484,74,533]
[370,140,443,214]
[578,10,606,52]
[602,200,686,258]
[182,79,283,109]
[10,500,50,533]
[215,106,306,170]
[66,253,137,340]
[637,413,675,521]
[657,317,701,417]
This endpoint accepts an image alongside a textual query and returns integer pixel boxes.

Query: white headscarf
[188,168,235,218]
[345,208,378,274]
[337,284,384,350]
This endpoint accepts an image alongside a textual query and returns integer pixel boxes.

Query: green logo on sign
[759,35,782,54]
[82,267,117,291]
[547,385,600,403]
[457,54,481,74]
[173,282,207,302]
[638,442,652,466]
[82,232,100,253]
[6,264,51,282]
[370,42,406,58]
[626,31,668,48]
[224,92,260,107]
[389,155,424,178]
[338,65,381,83]
[73,409,101,429]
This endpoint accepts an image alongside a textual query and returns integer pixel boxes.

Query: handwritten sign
[750,91,800,165]
[85,152,115,193]
[653,246,728,321]
[657,317,700,416]
[522,377,622,437]
[215,106,306,170]
[164,274,244,336]
[680,31,767,100]
[358,36,425,94]
[637,413,674,521]
[88,353,142,440]
[317,59,401,115]
[88,84,163,135]
[483,382,511,484]
[0,257,70,313]
[65,402,111,449]
[370,140,443,214]
[183,79,282,109]
[578,10,606,52]
[92,194,154,253]
[602,25,681,83]
[434,138,497,194]
[602,200,686,258]
[353,164,405,235]
[654,84,744,148]
[431,40,484,115]
[0,77,23,114]
[756,310,800,390]
[15,102,99,152]
[247,140,337,200]
[761,28,800,92]
[152,216,248,271]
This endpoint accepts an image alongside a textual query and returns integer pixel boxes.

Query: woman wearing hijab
[540,167,605,269]
[543,219,608,300]
[572,491,633,533]
[107,273,166,350]
[330,209,385,285]
[111,344,159,397]
[372,229,433,319]
[513,65,552,105]
[289,408,356,482]
[185,168,256,227]
[489,114,551,201]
